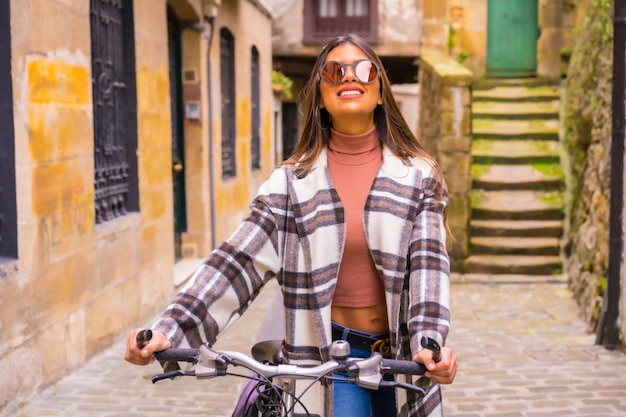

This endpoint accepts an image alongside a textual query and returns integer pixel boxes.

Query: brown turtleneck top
[327,125,386,308]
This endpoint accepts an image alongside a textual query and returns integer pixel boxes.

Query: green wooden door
[486,0,539,78]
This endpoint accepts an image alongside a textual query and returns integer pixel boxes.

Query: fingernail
[427,362,435,370]
[141,349,149,357]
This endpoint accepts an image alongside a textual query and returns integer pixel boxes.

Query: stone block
[32,256,82,329]
[97,227,141,288]
[439,152,471,194]
[84,278,142,358]
[441,86,471,110]
[138,257,177,317]
[439,136,472,153]
[42,319,68,382]
[421,25,449,52]
[537,27,566,78]
[66,308,87,370]
[441,108,471,137]
[422,0,449,19]
[30,0,90,53]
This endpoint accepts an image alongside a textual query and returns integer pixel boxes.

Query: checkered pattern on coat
[153,147,451,417]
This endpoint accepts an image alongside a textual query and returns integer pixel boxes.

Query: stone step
[471,219,563,238]
[472,164,564,191]
[470,236,560,255]
[463,254,563,275]
[473,119,559,140]
[472,100,560,120]
[472,82,561,102]
[471,189,564,220]
[471,139,561,164]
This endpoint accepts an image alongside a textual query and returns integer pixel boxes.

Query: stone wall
[418,50,473,271]
[562,0,620,345]
[0,0,276,414]
[0,2,181,413]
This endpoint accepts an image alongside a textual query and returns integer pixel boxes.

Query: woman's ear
[320,97,325,109]
[378,95,383,105]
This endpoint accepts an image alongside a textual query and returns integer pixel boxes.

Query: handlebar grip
[154,348,199,363]
[380,359,427,376]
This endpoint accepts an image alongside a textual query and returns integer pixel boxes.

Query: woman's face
[319,43,382,134]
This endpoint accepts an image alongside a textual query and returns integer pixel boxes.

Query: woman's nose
[343,65,357,82]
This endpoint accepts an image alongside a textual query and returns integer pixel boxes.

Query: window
[220,28,236,179]
[304,0,378,44]
[0,0,17,261]
[90,0,139,223]
[250,47,260,171]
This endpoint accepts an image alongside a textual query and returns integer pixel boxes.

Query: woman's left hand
[413,346,457,384]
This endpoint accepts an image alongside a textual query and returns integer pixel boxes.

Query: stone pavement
[11,277,626,417]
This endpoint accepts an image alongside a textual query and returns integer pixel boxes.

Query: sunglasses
[319,59,381,86]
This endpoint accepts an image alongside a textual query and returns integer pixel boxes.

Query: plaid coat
[153,147,451,417]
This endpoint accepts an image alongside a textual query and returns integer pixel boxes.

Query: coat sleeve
[151,171,288,348]
[407,165,451,354]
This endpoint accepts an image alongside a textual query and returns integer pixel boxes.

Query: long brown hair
[282,34,438,175]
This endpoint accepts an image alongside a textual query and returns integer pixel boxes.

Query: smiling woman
[125,34,456,417]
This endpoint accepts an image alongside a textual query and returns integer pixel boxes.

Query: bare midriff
[331,304,389,333]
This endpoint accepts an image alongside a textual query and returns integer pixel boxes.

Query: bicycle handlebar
[140,331,441,415]
[151,340,430,393]
[153,346,427,375]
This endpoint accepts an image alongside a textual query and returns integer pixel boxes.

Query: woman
[125,34,457,417]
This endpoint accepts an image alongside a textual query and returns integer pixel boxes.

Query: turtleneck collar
[327,125,382,165]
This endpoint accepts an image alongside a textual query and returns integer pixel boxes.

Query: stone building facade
[0,0,275,413]
[422,0,575,79]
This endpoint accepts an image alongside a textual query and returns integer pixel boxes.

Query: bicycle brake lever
[379,380,427,396]
[151,370,194,383]
[420,337,441,363]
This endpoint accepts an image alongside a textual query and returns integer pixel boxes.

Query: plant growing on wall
[272,70,293,99]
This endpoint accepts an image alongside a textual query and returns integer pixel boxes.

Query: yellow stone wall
[208,0,275,241]
[0,0,275,412]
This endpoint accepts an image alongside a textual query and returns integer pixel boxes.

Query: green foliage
[563,0,612,195]
[447,26,455,54]
[272,70,293,99]
[597,276,607,296]
[457,50,471,64]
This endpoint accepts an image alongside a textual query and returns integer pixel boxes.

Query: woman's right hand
[124,328,171,365]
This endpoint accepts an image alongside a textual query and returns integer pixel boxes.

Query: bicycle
[138,330,441,417]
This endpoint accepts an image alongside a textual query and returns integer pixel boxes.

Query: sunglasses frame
[319,59,381,86]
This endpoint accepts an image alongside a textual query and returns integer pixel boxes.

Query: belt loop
[341,326,350,341]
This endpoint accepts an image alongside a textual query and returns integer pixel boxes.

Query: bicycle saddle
[251,340,284,364]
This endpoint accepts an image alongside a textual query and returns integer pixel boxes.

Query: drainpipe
[204,14,217,249]
[596,0,625,350]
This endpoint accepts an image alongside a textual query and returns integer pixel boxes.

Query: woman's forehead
[325,43,369,62]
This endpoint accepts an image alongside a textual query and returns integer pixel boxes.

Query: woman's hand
[124,328,171,365]
[413,346,457,384]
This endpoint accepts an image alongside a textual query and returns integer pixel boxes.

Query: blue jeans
[332,336,396,416]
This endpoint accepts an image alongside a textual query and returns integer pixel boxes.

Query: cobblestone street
[10,277,626,417]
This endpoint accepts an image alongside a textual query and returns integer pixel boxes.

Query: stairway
[464,79,565,275]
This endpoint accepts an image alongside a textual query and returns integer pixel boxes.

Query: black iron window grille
[90,0,139,224]
[220,28,237,179]
[251,47,261,171]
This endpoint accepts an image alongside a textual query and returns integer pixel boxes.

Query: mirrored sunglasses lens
[321,62,343,85]
[355,60,377,83]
